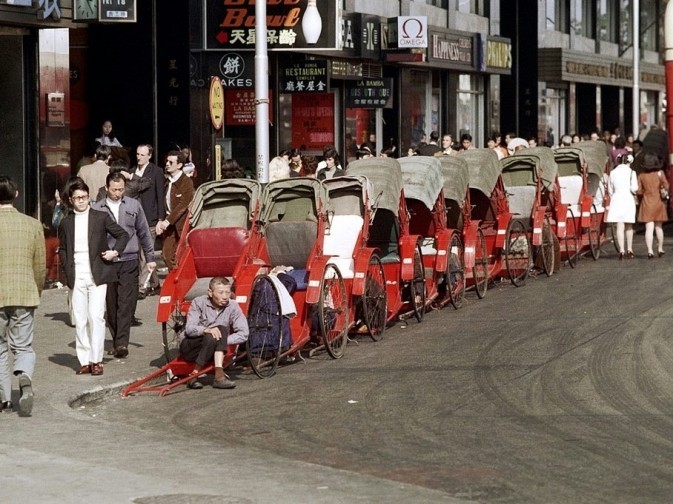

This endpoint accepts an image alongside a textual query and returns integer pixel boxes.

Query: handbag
[658,171,669,201]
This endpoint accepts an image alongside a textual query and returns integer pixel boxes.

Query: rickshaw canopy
[457,149,502,197]
[501,146,558,192]
[398,156,444,211]
[322,175,372,216]
[260,177,327,223]
[554,141,609,179]
[346,158,403,214]
[189,178,262,229]
[437,156,470,206]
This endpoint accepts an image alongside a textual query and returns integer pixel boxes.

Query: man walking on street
[77,144,112,200]
[0,176,45,416]
[93,172,156,358]
[134,144,164,298]
[156,150,194,271]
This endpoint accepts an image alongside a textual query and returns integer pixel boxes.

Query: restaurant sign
[205,0,339,51]
[280,58,328,93]
[345,78,393,108]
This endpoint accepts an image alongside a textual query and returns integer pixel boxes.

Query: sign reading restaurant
[205,0,339,50]
[279,59,328,93]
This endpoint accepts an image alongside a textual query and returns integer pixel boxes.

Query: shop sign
[345,78,392,108]
[205,0,339,51]
[486,37,512,71]
[2,0,61,21]
[218,52,254,88]
[426,28,474,70]
[225,89,273,126]
[340,12,381,59]
[280,59,328,93]
[292,93,334,152]
[385,16,428,49]
[100,0,137,23]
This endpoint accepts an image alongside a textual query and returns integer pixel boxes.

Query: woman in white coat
[606,154,638,260]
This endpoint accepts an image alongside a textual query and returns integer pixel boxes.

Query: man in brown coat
[156,150,195,271]
[77,144,112,199]
[0,176,46,416]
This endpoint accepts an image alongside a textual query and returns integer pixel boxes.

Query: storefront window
[400,70,430,153]
[599,0,619,43]
[573,0,595,38]
[456,74,483,148]
[546,0,569,33]
[640,0,658,52]
[457,0,478,14]
[539,87,567,147]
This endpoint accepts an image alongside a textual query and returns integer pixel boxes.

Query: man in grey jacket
[93,172,155,358]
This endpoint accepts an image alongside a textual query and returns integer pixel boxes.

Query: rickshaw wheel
[320,264,349,359]
[447,231,466,309]
[565,208,579,268]
[246,275,283,379]
[408,244,426,322]
[540,216,555,277]
[588,204,601,260]
[505,219,531,287]
[162,306,186,365]
[361,254,387,341]
[473,227,488,299]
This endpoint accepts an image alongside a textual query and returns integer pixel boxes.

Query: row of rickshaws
[123,141,613,396]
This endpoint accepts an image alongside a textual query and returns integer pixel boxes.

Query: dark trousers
[106,259,139,349]
[180,330,228,368]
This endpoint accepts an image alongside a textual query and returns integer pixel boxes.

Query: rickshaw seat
[559,175,583,206]
[323,214,363,279]
[506,186,536,217]
[188,227,249,278]
[368,208,400,264]
[266,221,317,269]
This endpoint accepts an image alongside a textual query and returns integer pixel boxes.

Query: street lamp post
[255,0,269,182]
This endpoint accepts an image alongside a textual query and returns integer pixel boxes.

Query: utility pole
[255,1,269,182]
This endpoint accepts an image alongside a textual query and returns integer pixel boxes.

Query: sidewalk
[0,287,463,503]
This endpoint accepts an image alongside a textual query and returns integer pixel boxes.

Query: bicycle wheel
[320,264,349,359]
[564,208,579,268]
[472,227,488,299]
[162,306,185,365]
[246,275,283,379]
[505,219,532,287]
[588,204,601,260]
[540,216,555,277]
[360,254,387,342]
[447,231,465,309]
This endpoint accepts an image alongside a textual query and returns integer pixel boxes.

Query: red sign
[291,93,334,152]
[225,90,273,126]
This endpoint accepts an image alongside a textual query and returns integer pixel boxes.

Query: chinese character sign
[206,0,338,50]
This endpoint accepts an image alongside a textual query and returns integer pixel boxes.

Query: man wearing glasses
[155,151,194,271]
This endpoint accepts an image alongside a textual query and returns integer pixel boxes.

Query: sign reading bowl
[387,16,428,49]
[209,76,224,130]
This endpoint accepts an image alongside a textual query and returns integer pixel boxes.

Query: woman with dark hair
[58,177,129,376]
[637,153,669,258]
[316,147,345,180]
[96,120,122,147]
[300,156,319,178]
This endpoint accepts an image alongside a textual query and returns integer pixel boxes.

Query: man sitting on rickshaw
[180,277,249,390]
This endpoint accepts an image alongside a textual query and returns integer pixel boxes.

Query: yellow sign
[209,76,224,131]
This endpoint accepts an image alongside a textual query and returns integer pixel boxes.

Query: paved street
[4,233,673,503]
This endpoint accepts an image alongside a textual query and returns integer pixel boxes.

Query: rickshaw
[235,178,350,378]
[346,158,427,323]
[437,155,485,301]
[399,156,465,309]
[554,140,611,262]
[122,179,263,396]
[500,146,567,277]
[322,175,388,341]
[458,149,532,288]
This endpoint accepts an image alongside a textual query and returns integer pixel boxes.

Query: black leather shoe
[131,317,142,327]
[146,286,160,296]
[137,290,147,300]
[212,378,236,389]
[0,401,13,413]
[114,346,128,358]
[187,380,203,390]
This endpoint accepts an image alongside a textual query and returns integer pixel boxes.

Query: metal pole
[632,0,640,139]
[664,1,673,164]
[255,1,270,182]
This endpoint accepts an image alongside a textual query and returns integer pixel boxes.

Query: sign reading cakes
[205,0,339,50]
[280,59,328,93]
[346,78,393,108]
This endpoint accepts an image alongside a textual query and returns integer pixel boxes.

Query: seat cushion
[188,227,249,278]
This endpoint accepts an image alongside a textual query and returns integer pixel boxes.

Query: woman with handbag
[606,153,638,260]
[637,153,669,258]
